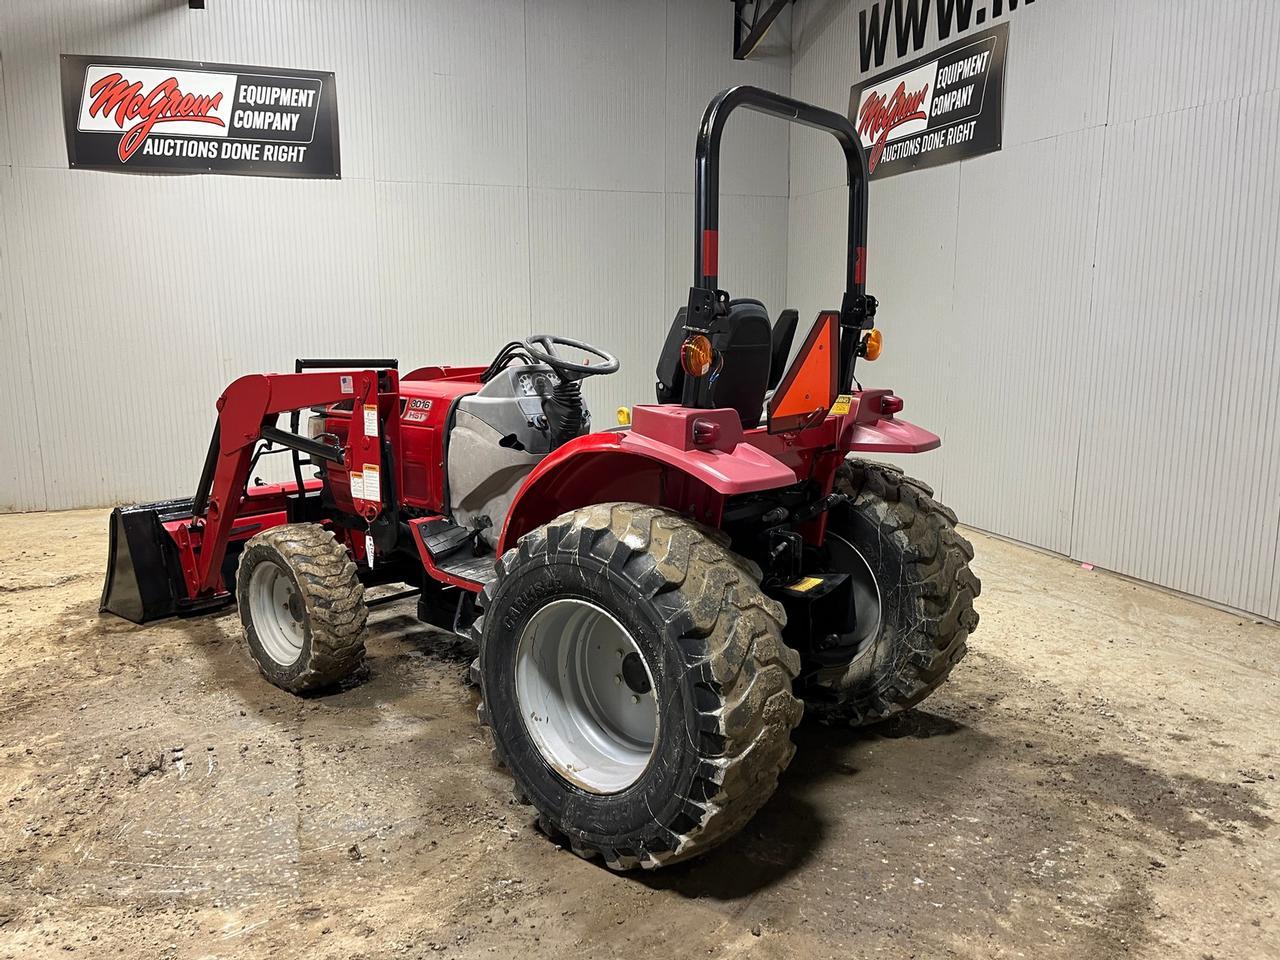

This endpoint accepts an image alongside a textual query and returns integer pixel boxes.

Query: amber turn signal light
[680,334,714,377]
[861,328,883,361]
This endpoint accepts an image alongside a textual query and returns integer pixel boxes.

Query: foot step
[437,552,498,585]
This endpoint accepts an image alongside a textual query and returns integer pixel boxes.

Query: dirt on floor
[0,508,1276,960]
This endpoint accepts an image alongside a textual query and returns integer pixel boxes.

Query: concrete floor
[0,508,1276,960]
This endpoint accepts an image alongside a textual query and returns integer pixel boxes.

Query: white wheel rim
[514,599,658,795]
[826,531,883,657]
[248,561,305,666]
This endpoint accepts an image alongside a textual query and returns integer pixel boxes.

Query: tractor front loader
[102,87,979,870]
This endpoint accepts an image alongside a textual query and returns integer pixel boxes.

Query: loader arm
[188,369,393,598]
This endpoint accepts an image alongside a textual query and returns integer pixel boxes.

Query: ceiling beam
[733,0,791,60]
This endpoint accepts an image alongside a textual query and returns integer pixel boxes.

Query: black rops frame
[683,85,876,406]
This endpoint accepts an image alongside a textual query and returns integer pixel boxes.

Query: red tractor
[102,87,979,870]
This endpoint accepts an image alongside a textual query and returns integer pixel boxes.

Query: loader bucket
[100,498,195,624]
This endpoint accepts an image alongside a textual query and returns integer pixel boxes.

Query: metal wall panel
[946,127,1105,555]
[526,0,667,193]
[1076,90,1280,621]
[189,0,377,182]
[0,0,790,513]
[789,1,860,199]
[7,167,228,508]
[0,168,46,513]
[665,192,790,325]
[664,0,792,198]
[0,45,11,167]
[787,0,1280,619]
[375,180,532,361]
[529,187,665,417]
[200,177,384,374]
[784,183,849,330]
[1001,0,1113,145]
[0,0,198,169]
[371,0,528,186]
[1108,0,1280,126]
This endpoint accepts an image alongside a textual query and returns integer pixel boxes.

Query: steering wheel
[524,334,619,380]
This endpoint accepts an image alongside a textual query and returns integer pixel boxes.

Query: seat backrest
[655,299,774,428]
[768,308,799,391]
[707,299,772,428]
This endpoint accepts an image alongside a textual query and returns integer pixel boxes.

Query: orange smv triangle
[767,310,839,434]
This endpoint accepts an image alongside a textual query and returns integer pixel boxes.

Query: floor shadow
[786,707,983,788]
[165,601,1001,904]
[1075,751,1274,842]
[369,610,476,666]
[870,710,967,740]
[639,708,975,901]
[164,599,474,716]
[638,785,826,900]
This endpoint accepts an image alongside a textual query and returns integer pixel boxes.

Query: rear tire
[801,460,980,725]
[474,503,803,870]
[236,523,367,694]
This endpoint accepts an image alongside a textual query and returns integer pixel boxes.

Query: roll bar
[685,85,876,396]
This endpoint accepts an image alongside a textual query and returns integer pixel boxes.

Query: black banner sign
[60,54,340,178]
[849,22,1007,180]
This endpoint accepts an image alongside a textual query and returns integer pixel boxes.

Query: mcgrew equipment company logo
[63,55,338,178]
[856,79,931,173]
[85,70,229,162]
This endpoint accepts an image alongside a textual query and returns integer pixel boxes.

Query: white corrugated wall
[789,0,1280,620]
[0,0,792,512]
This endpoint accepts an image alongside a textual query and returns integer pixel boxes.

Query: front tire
[474,503,803,870]
[801,460,980,725]
[236,523,368,694]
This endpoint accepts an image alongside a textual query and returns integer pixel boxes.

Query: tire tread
[238,523,367,694]
[806,461,980,726]
[474,503,803,870]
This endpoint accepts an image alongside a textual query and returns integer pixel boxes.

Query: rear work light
[861,328,883,361]
[680,334,714,377]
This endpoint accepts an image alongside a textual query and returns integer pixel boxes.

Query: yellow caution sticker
[786,576,825,593]
[830,393,853,416]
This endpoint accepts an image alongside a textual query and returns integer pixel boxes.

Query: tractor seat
[655,299,797,429]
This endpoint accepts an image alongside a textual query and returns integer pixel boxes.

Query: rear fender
[837,390,940,454]
[843,417,940,454]
[497,424,796,552]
